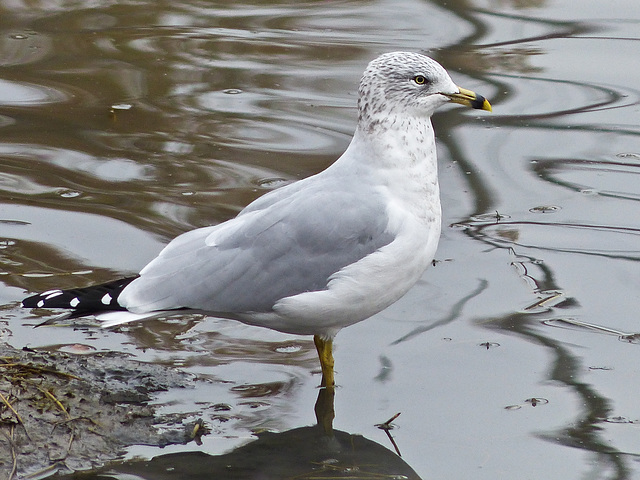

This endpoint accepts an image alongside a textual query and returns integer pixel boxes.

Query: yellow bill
[445,86,492,111]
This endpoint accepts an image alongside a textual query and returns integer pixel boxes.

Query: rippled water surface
[2,0,640,478]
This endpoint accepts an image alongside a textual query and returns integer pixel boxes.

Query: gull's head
[358,52,491,130]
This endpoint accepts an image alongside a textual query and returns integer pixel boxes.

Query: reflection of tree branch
[473,7,594,35]
[458,220,640,262]
[468,234,631,477]
[533,157,640,202]
[488,73,634,120]
[430,4,635,475]
[474,7,594,50]
[390,279,488,346]
[485,312,629,478]
[449,48,544,75]
[433,3,593,77]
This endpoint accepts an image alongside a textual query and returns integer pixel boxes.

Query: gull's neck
[341,114,439,184]
[332,113,441,220]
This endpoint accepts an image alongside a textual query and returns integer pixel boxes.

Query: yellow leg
[313,335,335,388]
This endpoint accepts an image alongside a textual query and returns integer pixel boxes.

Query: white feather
[97,311,168,328]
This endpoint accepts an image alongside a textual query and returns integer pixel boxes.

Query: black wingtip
[22,276,138,315]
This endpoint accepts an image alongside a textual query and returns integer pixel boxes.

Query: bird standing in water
[23,52,491,388]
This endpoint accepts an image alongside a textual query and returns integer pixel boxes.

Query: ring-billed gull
[23,52,491,387]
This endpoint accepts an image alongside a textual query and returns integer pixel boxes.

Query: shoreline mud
[0,343,198,478]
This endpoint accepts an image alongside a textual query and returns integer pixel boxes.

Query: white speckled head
[357,52,459,131]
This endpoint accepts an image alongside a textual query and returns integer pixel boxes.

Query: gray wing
[119,183,393,314]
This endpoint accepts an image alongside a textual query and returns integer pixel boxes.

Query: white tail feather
[97,311,168,328]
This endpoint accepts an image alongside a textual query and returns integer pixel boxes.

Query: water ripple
[533,157,640,202]
[0,79,67,105]
[459,220,640,261]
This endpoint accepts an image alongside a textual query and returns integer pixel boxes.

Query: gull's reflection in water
[63,386,422,480]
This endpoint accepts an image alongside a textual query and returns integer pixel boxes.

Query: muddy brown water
[2,0,640,478]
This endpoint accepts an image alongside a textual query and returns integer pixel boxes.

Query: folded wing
[119,184,393,315]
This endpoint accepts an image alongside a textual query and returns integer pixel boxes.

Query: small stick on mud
[0,362,80,380]
[0,391,24,425]
[2,424,18,480]
[39,388,71,420]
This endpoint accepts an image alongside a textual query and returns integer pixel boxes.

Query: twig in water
[375,412,402,456]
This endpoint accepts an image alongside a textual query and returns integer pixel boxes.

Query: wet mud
[0,343,196,478]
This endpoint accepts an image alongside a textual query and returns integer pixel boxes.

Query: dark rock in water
[56,426,422,480]
[52,386,422,480]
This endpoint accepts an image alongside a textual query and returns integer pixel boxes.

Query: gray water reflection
[2,0,640,478]
[56,388,422,480]
[80,430,421,480]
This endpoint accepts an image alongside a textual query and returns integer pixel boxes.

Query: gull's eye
[413,75,427,85]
